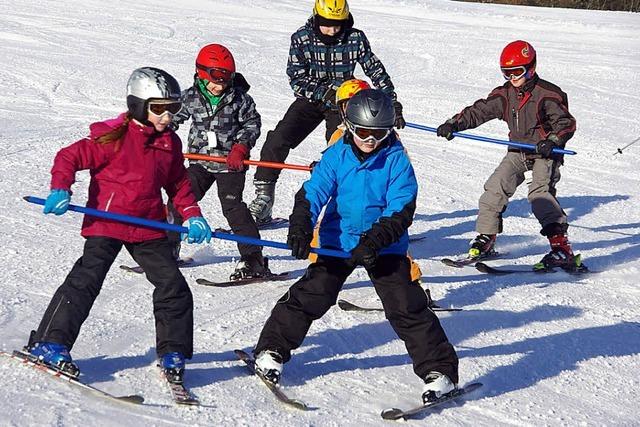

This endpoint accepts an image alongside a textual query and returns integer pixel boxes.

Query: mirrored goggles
[501,66,527,80]
[147,101,182,117]
[346,121,392,143]
[196,65,235,84]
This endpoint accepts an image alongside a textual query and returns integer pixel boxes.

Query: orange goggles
[148,101,182,117]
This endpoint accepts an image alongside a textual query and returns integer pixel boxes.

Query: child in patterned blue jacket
[251,90,460,405]
[248,0,405,225]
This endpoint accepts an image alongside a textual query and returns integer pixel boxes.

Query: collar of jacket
[517,74,539,96]
[308,14,354,45]
[88,113,173,151]
[128,119,174,151]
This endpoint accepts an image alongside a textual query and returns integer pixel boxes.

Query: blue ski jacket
[296,134,417,254]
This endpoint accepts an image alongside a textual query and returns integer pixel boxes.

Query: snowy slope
[1,0,639,425]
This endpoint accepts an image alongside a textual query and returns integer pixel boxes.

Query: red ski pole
[184,153,312,172]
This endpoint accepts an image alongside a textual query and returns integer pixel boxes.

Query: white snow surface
[1,0,639,425]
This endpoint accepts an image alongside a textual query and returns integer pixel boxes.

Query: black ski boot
[229,253,272,281]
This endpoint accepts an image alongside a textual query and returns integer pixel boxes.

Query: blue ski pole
[405,122,576,155]
[24,196,351,259]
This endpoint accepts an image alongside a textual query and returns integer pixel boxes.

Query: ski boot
[229,253,273,281]
[248,180,276,225]
[254,350,283,384]
[534,234,583,272]
[468,233,497,259]
[422,371,457,404]
[29,341,80,378]
[160,352,186,384]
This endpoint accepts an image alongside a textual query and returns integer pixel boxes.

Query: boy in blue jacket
[251,89,459,404]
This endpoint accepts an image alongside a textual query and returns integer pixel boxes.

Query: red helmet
[196,44,236,83]
[500,40,536,68]
[500,40,536,80]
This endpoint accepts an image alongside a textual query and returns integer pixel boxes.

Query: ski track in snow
[1,0,639,425]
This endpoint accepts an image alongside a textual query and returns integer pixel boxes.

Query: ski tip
[117,395,145,404]
[464,382,483,391]
[290,400,309,410]
[336,299,352,310]
[234,349,250,359]
[381,407,404,420]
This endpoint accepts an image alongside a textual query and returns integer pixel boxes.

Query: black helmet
[126,67,181,123]
[344,89,395,130]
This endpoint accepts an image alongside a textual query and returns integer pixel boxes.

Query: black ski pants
[168,164,262,258]
[254,98,341,183]
[254,255,459,383]
[32,237,194,358]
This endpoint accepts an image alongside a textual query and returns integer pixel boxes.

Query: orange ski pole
[184,153,312,172]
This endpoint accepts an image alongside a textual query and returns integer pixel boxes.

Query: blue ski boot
[29,342,80,378]
[160,352,186,384]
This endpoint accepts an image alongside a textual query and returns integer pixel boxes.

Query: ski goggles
[196,65,235,84]
[501,66,528,80]
[346,121,392,143]
[147,101,182,117]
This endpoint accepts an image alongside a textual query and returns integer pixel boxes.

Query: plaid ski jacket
[171,73,261,173]
[287,17,396,104]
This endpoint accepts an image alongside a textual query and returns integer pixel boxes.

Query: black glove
[349,236,379,269]
[436,121,458,141]
[536,139,555,158]
[322,87,337,110]
[393,101,406,129]
[287,224,313,260]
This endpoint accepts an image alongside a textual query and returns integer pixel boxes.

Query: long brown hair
[94,113,132,150]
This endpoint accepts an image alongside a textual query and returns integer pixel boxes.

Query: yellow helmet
[313,0,349,21]
[335,79,371,105]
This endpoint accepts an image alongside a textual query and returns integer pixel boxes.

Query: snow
[1,0,639,425]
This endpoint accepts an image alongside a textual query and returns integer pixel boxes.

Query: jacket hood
[88,113,128,140]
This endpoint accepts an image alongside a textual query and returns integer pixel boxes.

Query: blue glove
[183,216,212,244]
[43,189,71,215]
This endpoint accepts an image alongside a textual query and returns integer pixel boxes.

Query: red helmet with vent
[500,40,537,80]
[195,44,236,83]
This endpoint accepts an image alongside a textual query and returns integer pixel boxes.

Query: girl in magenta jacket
[26,67,212,385]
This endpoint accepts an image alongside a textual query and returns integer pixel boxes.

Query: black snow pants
[254,98,341,183]
[31,236,194,358]
[168,163,262,258]
[254,255,459,383]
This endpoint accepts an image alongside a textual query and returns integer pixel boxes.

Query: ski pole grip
[405,122,577,155]
[23,196,350,259]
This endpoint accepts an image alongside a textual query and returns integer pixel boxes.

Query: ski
[409,235,427,243]
[196,271,292,287]
[476,255,594,276]
[337,299,463,312]
[234,349,308,411]
[381,382,482,420]
[1,350,144,405]
[440,251,501,268]
[120,257,195,274]
[158,366,199,406]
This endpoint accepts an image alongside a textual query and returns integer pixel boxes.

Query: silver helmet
[344,89,395,129]
[126,67,181,122]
